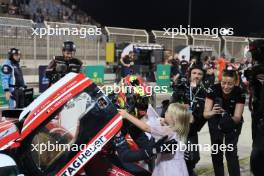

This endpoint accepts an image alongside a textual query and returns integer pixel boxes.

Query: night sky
[78,0,264,37]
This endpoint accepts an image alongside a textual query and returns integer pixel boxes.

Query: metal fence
[0,17,106,68]
[0,17,34,64]
[191,35,221,57]
[222,36,249,59]
[152,30,188,51]
[1,17,264,68]
[105,26,148,43]
[45,21,105,65]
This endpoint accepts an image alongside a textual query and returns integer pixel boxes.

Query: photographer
[46,41,82,86]
[246,40,264,176]
[170,65,207,176]
[203,69,246,176]
[120,51,136,78]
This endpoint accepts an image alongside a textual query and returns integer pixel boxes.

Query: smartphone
[215,97,223,108]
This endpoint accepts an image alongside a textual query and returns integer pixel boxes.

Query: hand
[158,118,167,126]
[5,91,11,101]
[118,109,129,119]
[211,104,224,116]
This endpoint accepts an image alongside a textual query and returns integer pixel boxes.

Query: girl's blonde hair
[166,103,191,141]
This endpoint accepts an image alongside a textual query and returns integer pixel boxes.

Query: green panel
[0,96,7,106]
[156,64,171,92]
[84,65,104,85]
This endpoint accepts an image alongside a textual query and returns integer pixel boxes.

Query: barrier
[85,65,104,85]
[156,64,171,92]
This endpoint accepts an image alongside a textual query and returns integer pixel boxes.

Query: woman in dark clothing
[203,70,246,176]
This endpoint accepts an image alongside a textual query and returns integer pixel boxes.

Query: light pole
[188,0,192,26]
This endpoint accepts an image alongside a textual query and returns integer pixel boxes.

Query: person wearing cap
[46,41,83,86]
[180,55,189,77]
[1,48,26,109]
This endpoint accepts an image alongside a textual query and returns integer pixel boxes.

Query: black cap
[190,64,204,72]
[8,48,20,59]
[62,41,76,52]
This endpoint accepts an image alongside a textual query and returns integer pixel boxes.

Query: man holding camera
[246,39,264,176]
[170,65,207,176]
[46,41,83,86]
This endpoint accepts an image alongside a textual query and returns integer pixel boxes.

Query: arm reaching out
[119,109,151,133]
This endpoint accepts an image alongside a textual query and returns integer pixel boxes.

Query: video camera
[171,77,189,105]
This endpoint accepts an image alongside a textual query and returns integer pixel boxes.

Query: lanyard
[189,85,201,109]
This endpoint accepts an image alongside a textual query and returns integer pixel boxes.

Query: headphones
[62,41,76,52]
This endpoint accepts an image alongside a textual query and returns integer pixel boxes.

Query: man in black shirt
[46,41,82,86]
[171,65,207,176]
[180,55,189,77]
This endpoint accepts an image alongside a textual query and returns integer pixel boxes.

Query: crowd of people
[1,40,264,176]
[0,0,99,26]
[117,46,263,176]
[159,51,251,175]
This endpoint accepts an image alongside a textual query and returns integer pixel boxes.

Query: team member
[46,41,82,85]
[171,65,207,176]
[1,48,26,109]
[204,70,246,176]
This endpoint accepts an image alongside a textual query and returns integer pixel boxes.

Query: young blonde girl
[119,103,191,176]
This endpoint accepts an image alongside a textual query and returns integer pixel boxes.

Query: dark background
[78,0,264,37]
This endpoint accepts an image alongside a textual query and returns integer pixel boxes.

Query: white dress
[150,124,189,176]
